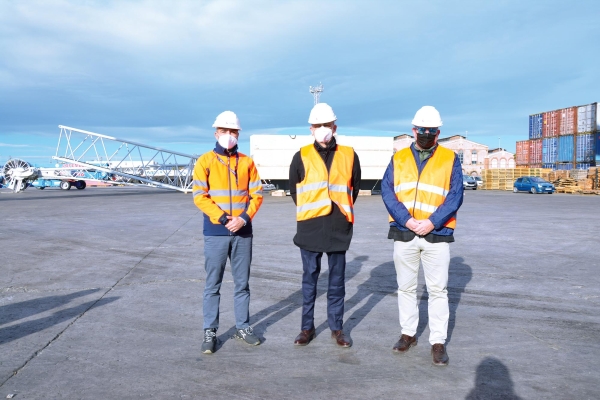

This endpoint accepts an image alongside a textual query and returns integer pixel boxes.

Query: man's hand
[413,219,434,236]
[225,216,246,233]
[405,217,420,232]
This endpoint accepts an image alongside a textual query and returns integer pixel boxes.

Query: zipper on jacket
[412,151,426,223]
[227,155,233,236]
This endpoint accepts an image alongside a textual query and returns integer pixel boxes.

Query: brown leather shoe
[392,334,417,353]
[331,330,351,348]
[431,343,449,366]
[294,329,315,346]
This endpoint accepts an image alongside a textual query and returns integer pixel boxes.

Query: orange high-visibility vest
[296,144,355,223]
[192,151,263,224]
[389,146,456,229]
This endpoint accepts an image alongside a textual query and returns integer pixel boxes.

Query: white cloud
[0,143,30,147]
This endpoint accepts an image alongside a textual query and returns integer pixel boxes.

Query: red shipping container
[529,139,542,164]
[558,106,578,135]
[516,140,529,165]
[543,110,559,137]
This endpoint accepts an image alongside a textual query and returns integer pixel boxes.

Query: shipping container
[576,163,591,169]
[576,133,595,162]
[596,132,600,163]
[577,103,597,133]
[542,137,558,164]
[542,163,556,170]
[557,135,574,162]
[529,139,542,164]
[542,110,559,137]
[529,114,543,139]
[515,140,529,165]
[556,163,573,171]
[558,107,578,135]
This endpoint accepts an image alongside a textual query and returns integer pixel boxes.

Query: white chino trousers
[393,237,450,345]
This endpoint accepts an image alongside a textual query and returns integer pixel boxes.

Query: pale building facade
[394,134,514,176]
[485,148,515,169]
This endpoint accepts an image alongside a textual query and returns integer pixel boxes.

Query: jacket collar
[313,136,337,152]
[214,141,238,156]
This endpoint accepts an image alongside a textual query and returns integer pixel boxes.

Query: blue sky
[1,0,599,167]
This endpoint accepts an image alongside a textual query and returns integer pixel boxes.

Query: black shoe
[431,343,449,366]
[201,328,217,354]
[392,334,417,353]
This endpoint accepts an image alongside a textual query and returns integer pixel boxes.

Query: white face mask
[217,133,238,149]
[313,126,333,143]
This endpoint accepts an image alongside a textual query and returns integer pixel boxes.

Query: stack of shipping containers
[516,103,598,170]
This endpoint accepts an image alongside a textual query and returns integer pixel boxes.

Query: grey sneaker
[201,328,217,354]
[234,326,261,346]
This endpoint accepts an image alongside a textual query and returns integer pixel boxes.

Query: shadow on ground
[0,296,119,345]
[214,255,368,350]
[465,357,521,399]
[0,289,101,326]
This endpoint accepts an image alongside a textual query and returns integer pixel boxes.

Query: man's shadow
[416,256,472,344]
[214,255,368,350]
[0,296,119,345]
[314,260,396,336]
[465,357,522,400]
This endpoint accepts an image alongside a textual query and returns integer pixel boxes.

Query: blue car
[513,176,555,194]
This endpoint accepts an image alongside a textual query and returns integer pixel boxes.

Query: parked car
[513,176,555,194]
[462,175,477,190]
[473,176,483,188]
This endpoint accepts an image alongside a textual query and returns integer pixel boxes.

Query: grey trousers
[203,235,253,330]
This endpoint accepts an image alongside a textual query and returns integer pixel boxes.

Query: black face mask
[416,133,437,149]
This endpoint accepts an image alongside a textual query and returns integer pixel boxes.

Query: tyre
[513,187,518,193]
[75,181,86,190]
[530,187,536,194]
[60,181,71,190]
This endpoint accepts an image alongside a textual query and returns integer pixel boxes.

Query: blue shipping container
[556,163,573,170]
[576,134,595,162]
[576,163,591,170]
[542,163,556,170]
[596,133,600,163]
[529,114,543,139]
[557,135,574,162]
[542,137,557,163]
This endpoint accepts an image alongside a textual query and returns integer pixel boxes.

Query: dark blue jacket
[382,144,463,236]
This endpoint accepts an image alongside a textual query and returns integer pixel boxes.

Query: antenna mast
[309,83,324,105]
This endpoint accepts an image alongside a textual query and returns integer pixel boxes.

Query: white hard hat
[212,111,241,130]
[411,106,443,127]
[308,103,337,124]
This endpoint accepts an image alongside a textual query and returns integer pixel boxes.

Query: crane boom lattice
[54,125,197,193]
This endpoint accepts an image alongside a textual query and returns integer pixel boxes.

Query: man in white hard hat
[192,111,264,354]
[381,106,463,366]
[288,103,361,348]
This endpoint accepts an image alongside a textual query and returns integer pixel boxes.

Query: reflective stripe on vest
[296,144,355,223]
[389,146,456,229]
[202,153,259,217]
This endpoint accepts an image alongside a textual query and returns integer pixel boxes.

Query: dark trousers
[300,248,346,331]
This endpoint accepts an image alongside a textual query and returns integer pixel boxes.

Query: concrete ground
[1,186,599,399]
